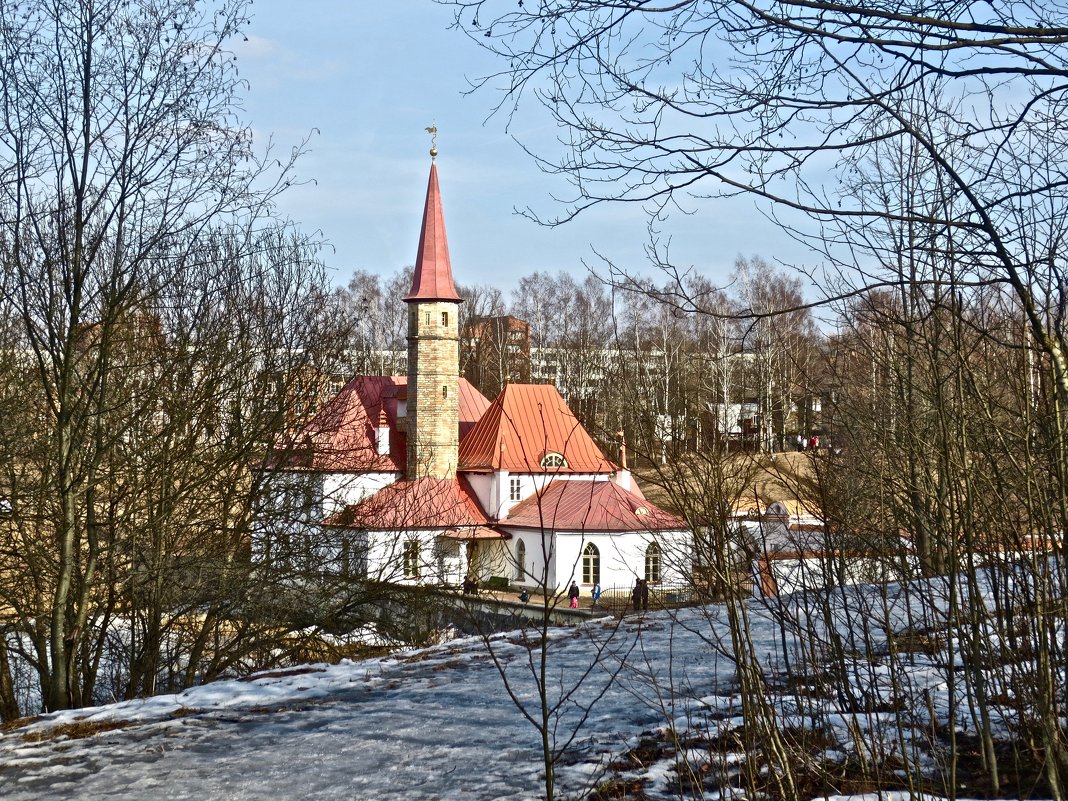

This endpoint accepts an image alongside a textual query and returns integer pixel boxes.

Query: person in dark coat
[631,579,642,612]
[568,581,580,609]
[519,588,530,603]
[640,578,650,611]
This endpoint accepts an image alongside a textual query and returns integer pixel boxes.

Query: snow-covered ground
[0,577,1060,800]
[0,615,668,799]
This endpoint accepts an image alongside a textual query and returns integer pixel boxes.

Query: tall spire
[404,161,461,303]
[404,152,462,480]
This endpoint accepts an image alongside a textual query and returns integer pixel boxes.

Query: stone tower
[404,158,462,479]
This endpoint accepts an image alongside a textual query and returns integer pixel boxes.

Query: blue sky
[236,2,810,293]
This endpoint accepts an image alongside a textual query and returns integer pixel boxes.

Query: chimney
[375,407,390,457]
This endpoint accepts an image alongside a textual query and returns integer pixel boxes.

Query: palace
[259,156,691,595]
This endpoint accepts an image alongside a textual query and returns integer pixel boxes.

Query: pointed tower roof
[404,161,462,303]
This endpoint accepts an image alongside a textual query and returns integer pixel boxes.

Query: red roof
[324,476,491,531]
[457,379,492,438]
[270,375,489,473]
[458,384,614,473]
[404,162,461,303]
[502,480,687,532]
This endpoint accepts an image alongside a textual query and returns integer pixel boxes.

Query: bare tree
[448,0,1068,406]
[733,256,818,452]
[0,0,331,713]
[338,267,411,375]
[447,2,1068,795]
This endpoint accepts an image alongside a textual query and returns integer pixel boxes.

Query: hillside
[0,574,1048,800]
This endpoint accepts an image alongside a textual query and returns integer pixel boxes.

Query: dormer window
[540,452,567,469]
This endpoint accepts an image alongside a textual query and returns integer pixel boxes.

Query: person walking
[631,579,642,613]
[591,583,602,609]
[568,581,580,609]
[640,578,650,611]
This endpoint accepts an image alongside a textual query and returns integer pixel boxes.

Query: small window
[442,385,448,399]
[509,477,522,502]
[514,539,526,580]
[441,311,449,327]
[645,542,662,583]
[540,452,567,469]
[424,312,430,326]
[582,543,600,585]
[403,539,421,579]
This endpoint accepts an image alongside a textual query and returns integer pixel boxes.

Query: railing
[588,582,697,615]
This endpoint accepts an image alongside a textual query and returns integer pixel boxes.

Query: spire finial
[425,124,438,159]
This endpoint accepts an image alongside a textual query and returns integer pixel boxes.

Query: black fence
[589,582,696,615]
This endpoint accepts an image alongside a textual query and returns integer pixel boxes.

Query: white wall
[754,553,919,597]
[360,529,464,585]
[503,527,691,594]
[465,472,494,517]
[322,471,400,517]
[356,530,513,587]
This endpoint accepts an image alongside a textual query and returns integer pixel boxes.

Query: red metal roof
[458,384,614,473]
[270,375,405,472]
[324,476,491,531]
[269,375,489,473]
[502,480,687,533]
[457,378,491,439]
[404,162,462,303]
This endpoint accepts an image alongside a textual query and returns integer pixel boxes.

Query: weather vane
[425,124,438,159]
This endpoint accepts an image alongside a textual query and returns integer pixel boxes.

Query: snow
[0,573,1061,800]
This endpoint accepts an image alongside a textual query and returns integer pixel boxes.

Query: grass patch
[0,714,40,733]
[22,718,133,743]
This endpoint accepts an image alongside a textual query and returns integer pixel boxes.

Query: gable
[458,384,614,473]
[324,476,491,531]
[503,479,687,533]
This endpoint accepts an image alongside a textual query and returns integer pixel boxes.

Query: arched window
[514,539,526,580]
[645,542,662,583]
[540,452,567,469]
[582,542,600,585]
